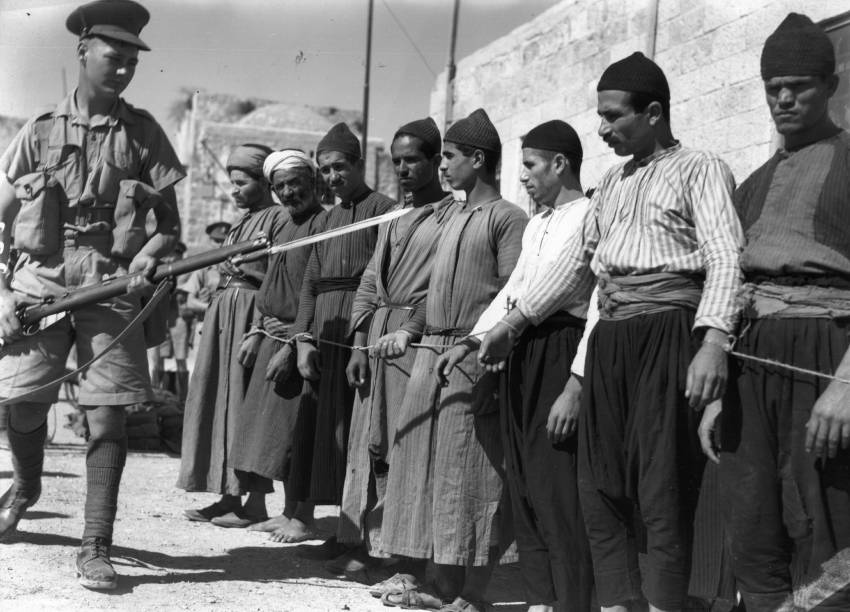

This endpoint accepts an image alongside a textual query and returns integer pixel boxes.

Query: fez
[205,221,231,242]
[522,120,583,161]
[394,117,442,155]
[67,0,151,51]
[226,144,273,179]
[317,122,362,159]
[597,52,670,101]
[444,108,501,153]
[761,13,835,80]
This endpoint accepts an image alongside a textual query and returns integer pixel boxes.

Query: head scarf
[761,13,835,79]
[263,149,316,181]
[226,143,273,179]
[597,51,670,102]
[444,108,501,152]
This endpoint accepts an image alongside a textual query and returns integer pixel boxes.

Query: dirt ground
[0,401,525,612]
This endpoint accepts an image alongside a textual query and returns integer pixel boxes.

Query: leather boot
[76,536,117,590]
[0,422,45,541]
[0,483,41,541]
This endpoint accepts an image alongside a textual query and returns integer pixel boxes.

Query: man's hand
[806,380,850,459]
[127,253,158,291]
[0,288,21,343]
[435,343,474,386]
[346,349,370,388]
[265,344,295,384]
[685,328,729,409]
[478,320,521,372]
[296,340,321,381]
[219,259,241,279]
[546,375,582,444]
[237,333,261,368]
[370,330,411,359]
[698,400,723,463]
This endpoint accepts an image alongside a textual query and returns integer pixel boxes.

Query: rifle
[16,234,270,335]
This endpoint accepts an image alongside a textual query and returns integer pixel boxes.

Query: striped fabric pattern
[517,144,744,333]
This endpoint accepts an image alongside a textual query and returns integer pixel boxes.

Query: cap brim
[86,24,150,51]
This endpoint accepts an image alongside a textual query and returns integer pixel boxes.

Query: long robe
[228,206,326,483]
[287,189,396,504]
[380,198,527,565]
[337,195,456,549]
[177,205,289,495]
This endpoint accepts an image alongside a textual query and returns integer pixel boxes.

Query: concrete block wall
[430,0,848,212]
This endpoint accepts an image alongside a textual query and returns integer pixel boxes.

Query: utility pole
[443,0,460,132]
[361,0,375,160]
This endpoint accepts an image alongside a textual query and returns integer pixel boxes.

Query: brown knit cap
[317,122,361,159]
[761,13,835,80]
[444,108,501,152]
[597,51,670,101]
[394,117,442,155]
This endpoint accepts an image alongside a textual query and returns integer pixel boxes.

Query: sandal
[438,597,489,612]
[381,587,444,610]
[369,572,420,598]
[183,500,241,522]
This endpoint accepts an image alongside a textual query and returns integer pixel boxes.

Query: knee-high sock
[83,436,127,541]
[7,421,46,496]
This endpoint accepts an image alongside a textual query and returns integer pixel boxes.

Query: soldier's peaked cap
[67,0,151,51]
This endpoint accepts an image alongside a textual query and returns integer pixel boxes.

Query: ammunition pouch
[12,170,63,255]
[111,179,162,259]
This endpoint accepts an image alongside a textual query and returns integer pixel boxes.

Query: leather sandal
[210,510,268,528]
[183,499,241,522]
[369,572,420,598]
[381,587,444,610]
[438,596,490,612]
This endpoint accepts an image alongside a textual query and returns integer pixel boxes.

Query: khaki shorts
[0,245,152,406]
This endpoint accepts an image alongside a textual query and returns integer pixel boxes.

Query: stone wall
[430,0,849,212]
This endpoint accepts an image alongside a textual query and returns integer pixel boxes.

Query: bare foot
[248,514,290,532]
[269,517,316,543]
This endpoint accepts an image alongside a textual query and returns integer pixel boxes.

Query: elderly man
[289,122,395,559]
[379,108,527,612]
[178,144,289,527]
[0,0,184,589]
[699,14,850,611]
[227,150,325,539]
[479,53,743,611]
[333,116,454,575]
[452,120,596,611]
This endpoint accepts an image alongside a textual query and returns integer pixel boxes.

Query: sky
[0,0,558,145]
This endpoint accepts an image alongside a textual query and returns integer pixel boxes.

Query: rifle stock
[18,235,270,332]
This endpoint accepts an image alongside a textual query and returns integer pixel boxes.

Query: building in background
[430,0,850,214]
[172,91,398,246]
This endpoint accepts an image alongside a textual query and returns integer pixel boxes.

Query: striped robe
[379,198,527,565]
[177,204,289,495]
[337,195,456,549]
[287,189,396,504]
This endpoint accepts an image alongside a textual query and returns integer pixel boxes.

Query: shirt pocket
[111,179,161,258]
[12,170,62,255]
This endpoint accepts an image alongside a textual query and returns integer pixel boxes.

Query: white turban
[262,149,316,181]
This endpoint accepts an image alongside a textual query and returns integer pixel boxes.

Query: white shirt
[471,195,592,338]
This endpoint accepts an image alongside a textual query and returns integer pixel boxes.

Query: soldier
[0,0,184,590]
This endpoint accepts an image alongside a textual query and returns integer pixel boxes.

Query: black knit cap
[522,120,583,161]
[444,108,501,152]
[67,0,151,51]
[394,117,442,155]
[761,13,835,80]
[597,51,670,101]
[317,122,361,159]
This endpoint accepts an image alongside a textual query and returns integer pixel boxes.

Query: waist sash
[315,276,362,294]
[740,282,850,319]
[218,276,260,291]
[423,326,471,337]
[598,272,703,321]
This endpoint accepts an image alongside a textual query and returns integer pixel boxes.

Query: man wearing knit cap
[699,13,850,609]
[333,116,455,582]
[479,53,743,611]
[0,0,184,589]
[228,150,326,543]
[289,122,395,564]
[441,119,595,611]
[178,144,290,530]
[377,108,526,611]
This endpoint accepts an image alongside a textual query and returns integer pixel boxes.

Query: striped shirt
[516,144,744,333]
[471,195,592,337]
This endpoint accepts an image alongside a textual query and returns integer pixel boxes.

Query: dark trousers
[720,317,850,612]
[501,314,595,611]
[578,309,705,609]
